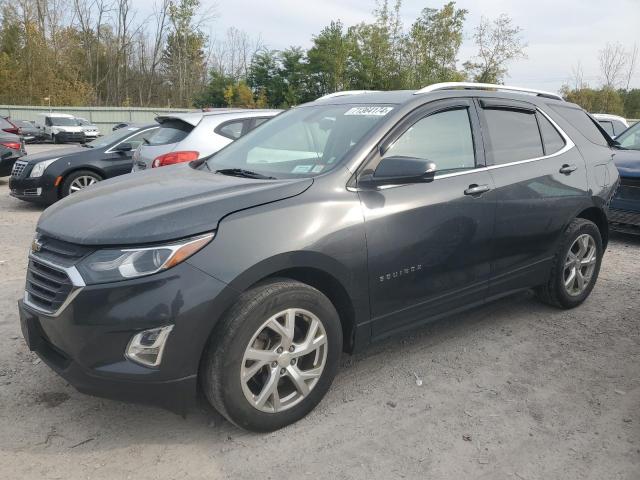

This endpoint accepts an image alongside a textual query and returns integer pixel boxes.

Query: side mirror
[114,142,133,153]
[358,156,437,188]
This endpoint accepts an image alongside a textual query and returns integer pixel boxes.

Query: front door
[359,99,495,338]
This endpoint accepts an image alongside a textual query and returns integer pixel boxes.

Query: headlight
[77,233,214,284]
[30,158,59,177]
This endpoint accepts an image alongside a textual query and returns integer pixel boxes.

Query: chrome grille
[11,160,28,177]
[25,258,74,313]
[24,235,89,315]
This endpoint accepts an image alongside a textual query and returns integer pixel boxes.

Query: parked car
[131,109,280,171]
[0,131,26,176]
[18,83,618,432]
[9,124,157,203]
[36,113,85,144]
[615,120,640,150]
[10,120,45,143]
[112,122,131,131]
[592,113,629,138]
[608,121,640,232]
[77,118,100,139]
[1,116,20,135]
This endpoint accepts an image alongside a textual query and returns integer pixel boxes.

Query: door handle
[559,164,577,174]
[464,184,491,196]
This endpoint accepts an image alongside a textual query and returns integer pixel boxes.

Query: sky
[145,0,640,93]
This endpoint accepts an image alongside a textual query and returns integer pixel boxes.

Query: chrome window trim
[104,127,158,154]
[348,106,575,192]
[23,253,86,317]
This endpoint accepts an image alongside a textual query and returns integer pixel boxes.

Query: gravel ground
[0,144,639,479]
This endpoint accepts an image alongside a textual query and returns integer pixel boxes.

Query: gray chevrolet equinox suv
[19,83,619,431]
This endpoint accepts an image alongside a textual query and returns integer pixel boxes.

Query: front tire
[61,170,102,197]
[536,218,603,309]
[200,279,342,432]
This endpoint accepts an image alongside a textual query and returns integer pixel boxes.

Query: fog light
[125,325,174,367]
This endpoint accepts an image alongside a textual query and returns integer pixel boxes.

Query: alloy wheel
[240,308,328,413]
[69,175,98,193]
[563,233,597,296]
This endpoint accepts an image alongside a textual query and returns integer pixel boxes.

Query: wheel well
[577,207,609,248]
[58,168,105,198]
[263,268,357,353]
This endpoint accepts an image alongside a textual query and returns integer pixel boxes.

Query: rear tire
[535,218,603,309]
[200,279,342,432]
[61,170,102,197]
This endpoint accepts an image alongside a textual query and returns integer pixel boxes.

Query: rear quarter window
[551,106,609,146]
[147,120,193,146]
[537,113,566,155]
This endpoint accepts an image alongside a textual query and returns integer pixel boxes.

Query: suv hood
[37,164,313,245]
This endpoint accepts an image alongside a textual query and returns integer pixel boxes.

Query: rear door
[476,98,589,295]
[361,99,495,337]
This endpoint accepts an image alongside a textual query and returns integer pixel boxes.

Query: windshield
[616,122,640,150]
[86,126,144,149]
[50,117,78,126]
[204,104,395,178]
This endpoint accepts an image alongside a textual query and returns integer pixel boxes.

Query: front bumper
[55,131,85,143]
[9,175,56,204]
[18,260,236,413]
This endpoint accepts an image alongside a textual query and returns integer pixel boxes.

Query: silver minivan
[132,109,281,171]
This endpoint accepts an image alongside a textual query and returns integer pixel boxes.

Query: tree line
[561,43,639,118]
[0,0,529,109]
[1,0,637,117]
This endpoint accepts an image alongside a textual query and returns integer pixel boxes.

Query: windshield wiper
[215,168,277,180]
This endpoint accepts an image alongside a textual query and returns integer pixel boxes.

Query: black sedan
[0,131,26,177]
[9,124,157,204]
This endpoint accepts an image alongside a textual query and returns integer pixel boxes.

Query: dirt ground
[0,144,639,479]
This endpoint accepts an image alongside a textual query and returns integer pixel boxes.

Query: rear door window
[551,106,609,146]
[147,120,193,145]
[482,108,544,164]
[537,113,566,155]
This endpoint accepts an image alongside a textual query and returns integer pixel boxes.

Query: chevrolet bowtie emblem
[31,238,43,253]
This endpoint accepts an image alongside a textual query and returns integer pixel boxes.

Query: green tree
[162,0,207,107]
[404,2,467,88]
[306,21,354,96]
[463,14,527,84]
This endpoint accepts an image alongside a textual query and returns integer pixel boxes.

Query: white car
[36,113,86,143]
[592,113,629,138]
[77,117,101,139]
[131,109,281,171]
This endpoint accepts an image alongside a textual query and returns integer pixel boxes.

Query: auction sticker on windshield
[344,106,394,116]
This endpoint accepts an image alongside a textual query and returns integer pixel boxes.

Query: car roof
[592,113,628,123]
[38,113,75,118]
[156,109,282,126]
